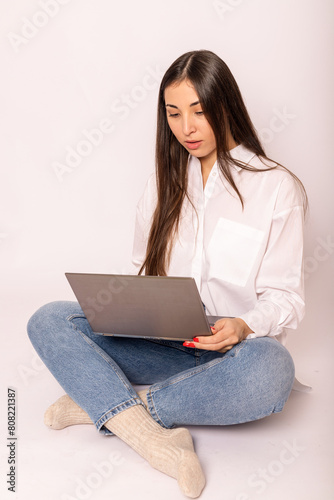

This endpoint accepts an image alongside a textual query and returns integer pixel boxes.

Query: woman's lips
[185,140,202,150]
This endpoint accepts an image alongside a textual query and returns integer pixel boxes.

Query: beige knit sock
[44,393,205,496]
[105,404,205,498]
[44,395,93,429]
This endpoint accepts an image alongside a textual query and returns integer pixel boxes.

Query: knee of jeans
[245,338,295,404]
[27,300,79,348]
[266,339,295,402]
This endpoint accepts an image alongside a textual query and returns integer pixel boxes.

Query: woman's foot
[45,394,206,497]
[105,405,205,498]
[44,394,92,429]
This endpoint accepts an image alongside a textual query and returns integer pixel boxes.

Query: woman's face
[164,79,217,169]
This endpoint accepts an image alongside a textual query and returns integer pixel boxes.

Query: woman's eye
[196,111,204,116]
[168,113,179,118]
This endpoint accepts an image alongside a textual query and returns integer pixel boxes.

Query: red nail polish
[183,342,195,348]
[193,337,199,342]
[211,326,216,331]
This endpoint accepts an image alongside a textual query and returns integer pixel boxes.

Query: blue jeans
[27,301,295,435]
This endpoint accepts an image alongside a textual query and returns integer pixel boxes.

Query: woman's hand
[183,318,253,352]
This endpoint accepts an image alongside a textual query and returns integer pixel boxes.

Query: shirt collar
[228,143,256,171]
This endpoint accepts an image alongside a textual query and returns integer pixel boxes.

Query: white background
[1,1,333,499]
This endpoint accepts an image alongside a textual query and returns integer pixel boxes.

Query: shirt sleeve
[239,176,305,338]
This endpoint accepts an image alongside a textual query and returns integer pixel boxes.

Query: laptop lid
[65,273,213,341]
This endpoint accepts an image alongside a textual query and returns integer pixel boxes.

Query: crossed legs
[27,301,295,498]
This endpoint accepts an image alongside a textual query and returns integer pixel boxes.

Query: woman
[27,50,307,499]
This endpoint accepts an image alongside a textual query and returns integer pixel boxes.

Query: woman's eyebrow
[165,101,200,109]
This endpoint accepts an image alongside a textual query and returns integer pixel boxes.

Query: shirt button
[212,172,217,177]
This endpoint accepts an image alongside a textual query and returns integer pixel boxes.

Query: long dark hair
[139,50,307,276]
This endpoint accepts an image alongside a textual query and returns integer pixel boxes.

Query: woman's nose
[182,116,196,135]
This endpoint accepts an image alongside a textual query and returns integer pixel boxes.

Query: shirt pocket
[207,217,265,287]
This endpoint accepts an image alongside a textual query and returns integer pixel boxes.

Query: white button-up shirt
[132,143,305,345]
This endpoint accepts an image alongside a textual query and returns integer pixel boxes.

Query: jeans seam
[156,357,224,389]
[146,388,170,429]
[195,349,202,366]
[67,313,86,321]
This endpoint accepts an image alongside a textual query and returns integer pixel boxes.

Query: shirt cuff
[239,303,282,338]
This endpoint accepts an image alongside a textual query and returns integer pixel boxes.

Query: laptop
[65,273,220,341]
